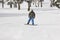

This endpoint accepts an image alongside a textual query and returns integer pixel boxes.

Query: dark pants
[27,18,34,25]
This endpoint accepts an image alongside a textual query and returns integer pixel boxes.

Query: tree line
[1,0,59,11]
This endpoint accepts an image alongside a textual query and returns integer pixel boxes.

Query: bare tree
[17,0,21,10]
[7,0,13,8]
[40,0,44,7]
[2,0,4,8]
[0,0,4,8]
[25,0,32,11]
[13,0,17,8]
[50,0,55,7]
[27,1,31,11]
[17,0,23,10]
[32,0,38,7]
[32,0,41,7]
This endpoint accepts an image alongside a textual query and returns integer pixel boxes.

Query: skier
[27,10,35,25]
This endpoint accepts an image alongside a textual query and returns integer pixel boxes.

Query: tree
[17,0,23,10]
[50,0,55,7]
[27,1,31,11]
[7,1,13,8]
[13,0,17,8]
[17,0,20,10]
[40,0,44,7]
[0,0,4,8]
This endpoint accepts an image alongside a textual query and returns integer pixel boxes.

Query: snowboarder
[27,10,35,25]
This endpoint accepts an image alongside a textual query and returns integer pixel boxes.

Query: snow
[0,0,60,40]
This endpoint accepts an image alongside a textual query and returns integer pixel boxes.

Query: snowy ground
[0,0,60,40]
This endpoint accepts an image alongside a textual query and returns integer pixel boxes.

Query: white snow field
[0,0,60,40]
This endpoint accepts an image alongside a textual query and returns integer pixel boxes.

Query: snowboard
[25,24,38,26]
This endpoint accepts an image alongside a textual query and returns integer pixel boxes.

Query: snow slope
[0,0,60,40]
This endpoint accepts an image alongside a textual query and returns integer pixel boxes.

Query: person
[27,10,35,25]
